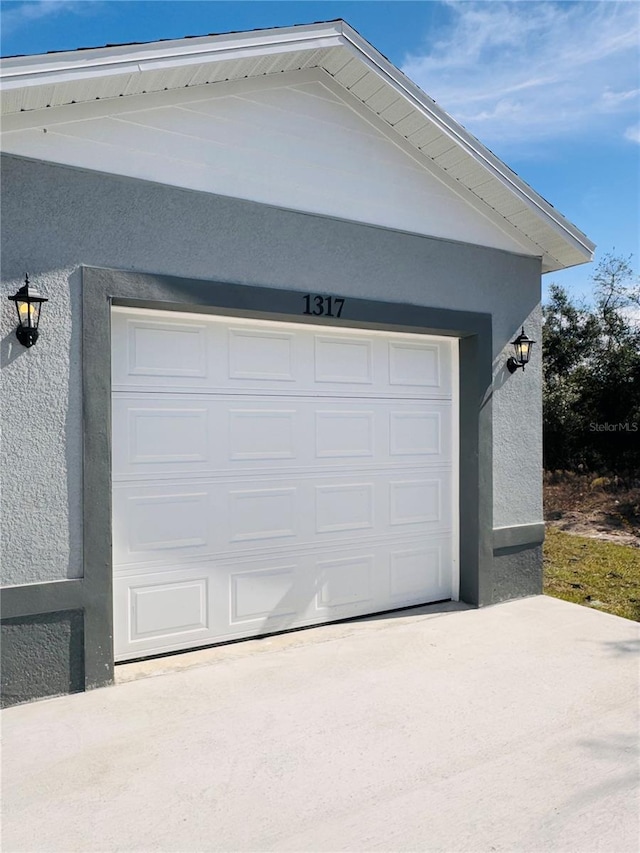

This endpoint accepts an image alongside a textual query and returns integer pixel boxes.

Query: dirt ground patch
[544,471,640,548]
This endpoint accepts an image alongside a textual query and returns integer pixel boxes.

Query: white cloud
[624,123,640,143]
[401,1,640,150]
[1,1,95,39]
[601,88,640,110]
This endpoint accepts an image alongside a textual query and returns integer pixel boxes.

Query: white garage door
[111,307,458,660]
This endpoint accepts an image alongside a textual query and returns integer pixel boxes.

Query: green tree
[543,254,640,478]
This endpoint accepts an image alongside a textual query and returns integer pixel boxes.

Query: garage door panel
[229,408,296,460]
[112,317,210,387]
[127,319,208,378]
[126,406,210,465]
[308,538,453,616]
[130,578,209,639]
[113,569,214,657]
[389,544,448,601]
[315,554,374,608]
[229,486,298,543]
[315,482,374,533]
[113,470,452,567]
[390,478,443,526]
[314,336,373,384]
[113,536,454,659]
[388,340,442,388]
[390,410,441,456]
[231,565,297,623]
[113,487,212,564]
[112,308,457,660]
[112,396,452,475]
[314,408,374,458]
[228,327,297,382]
[112,309,453,398]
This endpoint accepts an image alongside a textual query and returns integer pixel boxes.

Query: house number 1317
[303,294,345,317]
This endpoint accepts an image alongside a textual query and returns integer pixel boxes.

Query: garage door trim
[81,266,493,686]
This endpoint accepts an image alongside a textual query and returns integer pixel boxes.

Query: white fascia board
[0,21,344,88]
[339,22,595,262]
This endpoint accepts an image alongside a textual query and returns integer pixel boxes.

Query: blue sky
[2,1,639,301]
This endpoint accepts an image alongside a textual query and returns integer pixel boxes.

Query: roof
[0,20,594,272]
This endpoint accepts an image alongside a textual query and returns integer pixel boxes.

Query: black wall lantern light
[507,326,535,373]
[8,275,48,348]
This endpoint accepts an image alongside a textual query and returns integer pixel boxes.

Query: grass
[544,527,640,621]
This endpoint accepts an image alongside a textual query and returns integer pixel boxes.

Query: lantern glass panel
[17,300,41,328]
[519,340,532,363]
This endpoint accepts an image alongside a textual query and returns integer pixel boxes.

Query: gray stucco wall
[0,610,84,707]
[493,545,544,603]
[1,154,542,587]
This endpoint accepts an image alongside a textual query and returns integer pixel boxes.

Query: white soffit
[0,20,595,272]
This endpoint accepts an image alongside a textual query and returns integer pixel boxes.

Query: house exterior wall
[0,74,539,261]
[0,154,544,705]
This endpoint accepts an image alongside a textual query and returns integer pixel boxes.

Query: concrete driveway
[2,595,639,853]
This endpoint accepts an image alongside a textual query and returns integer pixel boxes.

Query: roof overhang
[0,20,595,272]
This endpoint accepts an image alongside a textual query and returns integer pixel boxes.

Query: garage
[1,20,595,703]
[111,307,458,660]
